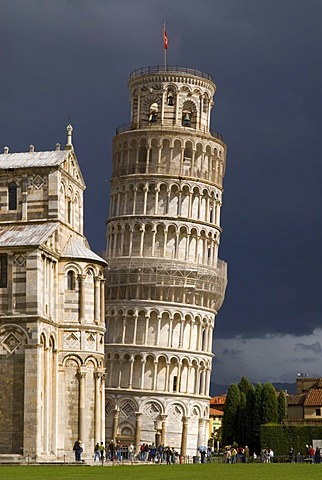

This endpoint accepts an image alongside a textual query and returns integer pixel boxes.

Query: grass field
[1,463,322,480]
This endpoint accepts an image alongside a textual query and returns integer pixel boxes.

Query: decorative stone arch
[62,354,83,368]
[181,100,197,129]
[83,356,99,368]
[140,398,164,417]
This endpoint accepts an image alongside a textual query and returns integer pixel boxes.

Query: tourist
[93,442,100,461]
[73,439,83,462]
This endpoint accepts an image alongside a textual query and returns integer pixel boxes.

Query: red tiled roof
[304,389,322,406]
[210,395,226,404]
[210,408,224,416]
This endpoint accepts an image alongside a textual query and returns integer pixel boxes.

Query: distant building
[0,127,106,459]
[287,378,322,422]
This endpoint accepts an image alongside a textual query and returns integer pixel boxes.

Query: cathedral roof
[0,150,69,169]
[61,236,107,265]
[0,222,58,246]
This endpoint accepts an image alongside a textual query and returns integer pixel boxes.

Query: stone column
[112,408,120,442]
[94,371,102,443]
[100,279,105,324]
[78,274,86,322]
[94,276,101,323]
[134,412,142,452]
[197,418,205,450]
[180,416,189,457]
[140,359,145,389]
[100,373,106,443]
[128,356,134,389]
[77,369,86,443]
[160,414,167,446]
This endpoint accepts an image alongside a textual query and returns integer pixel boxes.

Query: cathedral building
[105,65,228,456]
[0,127,106,459]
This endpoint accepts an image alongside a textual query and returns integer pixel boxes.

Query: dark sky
[1,0,322,384]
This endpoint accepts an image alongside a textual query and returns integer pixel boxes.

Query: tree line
[221,376,287,454]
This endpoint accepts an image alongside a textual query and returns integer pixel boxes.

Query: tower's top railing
[129,65,214,82]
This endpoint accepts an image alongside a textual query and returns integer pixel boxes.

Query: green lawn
[1,463,322,480]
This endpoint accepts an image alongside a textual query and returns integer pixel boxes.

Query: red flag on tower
[163,23,169,50]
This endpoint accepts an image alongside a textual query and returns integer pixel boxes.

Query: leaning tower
[105,65,227,457]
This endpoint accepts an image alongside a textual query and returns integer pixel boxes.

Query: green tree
[278,390,287,423]
[253,383,262,454]
[261,382,278,424]
[238,376,253,395]
[244,382,255,451]
[237,376,255,449]
[237,391,246,446]
[222,384,240,446]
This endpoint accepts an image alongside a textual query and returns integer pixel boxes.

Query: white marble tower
[105,65,227,457]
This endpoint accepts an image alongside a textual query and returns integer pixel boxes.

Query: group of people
[224,446,250,463]
[93,440,125,461]
[138,443,180,464]
[306,445,322,463]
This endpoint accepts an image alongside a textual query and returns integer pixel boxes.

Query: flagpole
[163,22,167,68]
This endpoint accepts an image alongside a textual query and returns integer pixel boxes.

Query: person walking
[94,442,100,461]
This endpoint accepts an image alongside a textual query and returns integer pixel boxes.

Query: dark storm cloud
[294,343,322,355]
[222,348,243,358]
[1,0,322,368]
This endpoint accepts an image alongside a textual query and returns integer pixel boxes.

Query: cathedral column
[100,373,106,443]
[167,317,173,347]
[132,187,137,214]
[154,187,159,214]
[152,360,158,390]
[100,279,105,324]
[112,408,120,442]
[205,368,211,396]
[128,228,133,256]
[122,317,126,343]
[144,315,149,345]
[94,276,101,323]
[117,360,123,388]
[178,319,184,348]
[207,325,213,352]
[160,414,167,446]
[128,356,134,389]
[77,369,86,443]
[151,228,157,256]
[51,347,58,455]
[94,371,102,443]
[43,346,50,454]
[140,359,145,389]
[134,412,142,451]
[78,274,86,322]
[165,361,170,392]
[191,149,196,175]
[180,416,189,457]
[156,315,161,344]
[143,186,148,214]
[163,228,168,257]
[139,226,145,256]
[133,313,138,344]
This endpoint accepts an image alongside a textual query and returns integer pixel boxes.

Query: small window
[0,255,8,288]
[67,270,75,290]
[67,199,72,223]
[173,375,177,391]
[316,408,321,416]
[8,183,17,210]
